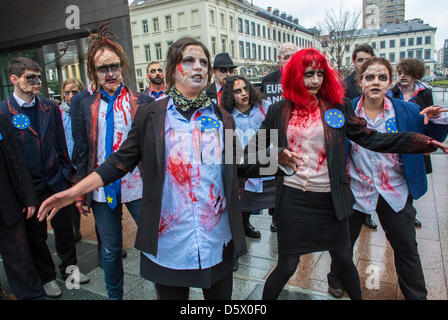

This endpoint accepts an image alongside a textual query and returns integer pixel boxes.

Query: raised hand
[428,140,448,154]
[420,106,448,125]
[37,189,77,222]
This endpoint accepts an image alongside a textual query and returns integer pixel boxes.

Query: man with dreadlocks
[69,23,154,300]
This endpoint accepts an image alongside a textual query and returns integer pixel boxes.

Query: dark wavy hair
[86,22,130,91]
[282,48,344,108]
[221,75,264,113]
[396,58,425,80]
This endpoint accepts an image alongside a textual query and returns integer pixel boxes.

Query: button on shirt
[283,104,330,192]
[232,99,273,193]
[143,98,232,270]
[93,88,143,203]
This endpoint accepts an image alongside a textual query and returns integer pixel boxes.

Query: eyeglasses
[95,63,121,74]
[233,86,248,95]
[64,90,79,96]
[25,74,42,85]
[219,68,235,74]
[149,68,163,74]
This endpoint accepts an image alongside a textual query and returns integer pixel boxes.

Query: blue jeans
[91,198,141,300]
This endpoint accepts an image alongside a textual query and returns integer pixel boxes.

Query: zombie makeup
[397,69,415,89]
[354,51,373,72]
[94,49,123,95]
[214,67,235,87]
[303,67,324,96]
[174,45,209,96]
[232,79,250,112]
[147,64,164,85]
[361,64,391,100]
[17,71,42,95]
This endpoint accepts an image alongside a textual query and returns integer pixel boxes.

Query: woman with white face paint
[38,37,286,300]
[328,57,448,300]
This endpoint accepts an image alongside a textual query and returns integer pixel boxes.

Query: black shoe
[328,285,345,299]
[364,216,378,229]
[122,249,127,258]
[232,256,239,272]
[244,223,261,239]
[74,232,82,242]
[270,221,278,233]
[415,218,422,228]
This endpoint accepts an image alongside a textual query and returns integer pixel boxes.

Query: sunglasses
[64,90,79,96]
[25,74,42,85]
[233,86,248,95]
[219,67,235,74]
[95,63,121,74]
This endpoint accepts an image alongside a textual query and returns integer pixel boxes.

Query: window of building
[263,46,266,60]
[136,68,142,78]
[153,18,159,32]
[177,12,185,28]
[252,43,257,59]
[273,28,277,41]
[239,41,244,58]
[191,10,199,26]
[263,26,266,38]
[416,48,423,60]
[400,51,406,60]
[345,44,350,52]
[408,49,415,58]
[380,40,386,49]
[425,49,431,60]
[425,36,432,45]
[220,13,225,27]
[230,40,235,57]
[167,40,174,48]
[229,16,234,30]
[287,34,290,42]
[380,53,386,58]
[400,38,406,47]
[278,30,281,42]
[372,42,377,49]
[211,37,216,55]
[416,37,422,45]
[210,10,215,25]
[221,38,226,53]
[268,28,271,40]
[389,52,395,62]
[165,15,172,30]
[283,32,286,43]
[138,82,144,93]
[246,42,251,59]
[268,47,272,60]
[408,38,414,46]
[390,39,395,48]
[274,48,277,62]
[245,20,250,34]
[155,43,162,60]
[251,22,256,36]
[238,18,243,33]
[142,20,148,33]
[258,45,262,60]
[257,24,261,37]
[144,44,151,61]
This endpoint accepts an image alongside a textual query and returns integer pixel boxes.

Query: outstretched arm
[37,172,104,222]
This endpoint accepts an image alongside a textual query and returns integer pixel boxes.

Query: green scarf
[167,86,212,112]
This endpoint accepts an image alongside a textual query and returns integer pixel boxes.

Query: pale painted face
[360,64,392,100]
[397,69,415,88]
[233,79,250,111]
[214,67,235,87]
[303,67,324,96]
[174,45,209,96]
[353,51,373,73]
[279,46,297,67]
[12,69,42,96]
[94,48,123,95]
[63,83,80,104]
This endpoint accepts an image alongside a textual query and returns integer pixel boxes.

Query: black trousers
[25,188,77,283]
[0,216,45,299]
[328,195,427,300]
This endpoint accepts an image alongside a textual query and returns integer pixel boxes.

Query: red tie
[217,87,223,106]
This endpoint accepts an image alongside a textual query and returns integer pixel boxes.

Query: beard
[149,76,164,85]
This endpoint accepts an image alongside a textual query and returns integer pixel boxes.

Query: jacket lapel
[89,92,102,169]
[36,97,53,141]
[391,98,405,132]
[150,98,168,171]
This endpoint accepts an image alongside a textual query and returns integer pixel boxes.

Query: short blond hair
[61,78,84,101]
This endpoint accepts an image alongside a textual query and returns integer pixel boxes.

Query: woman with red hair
[257,48,447,300]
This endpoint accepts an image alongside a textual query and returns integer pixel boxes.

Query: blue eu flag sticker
[12,114,31,130]
[196,116,220,132]
[0,132,3,141]
[386,118,398,133]
[103,184,118,210]
[325,109,345,129]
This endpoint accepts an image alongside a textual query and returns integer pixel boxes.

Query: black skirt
[277,185,351,256]
[240,179,276,211]
[140,241,234,289]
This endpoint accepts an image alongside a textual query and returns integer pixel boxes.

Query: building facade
[129,0,320,92]
[332,19,436,79]
[363,0,405,29]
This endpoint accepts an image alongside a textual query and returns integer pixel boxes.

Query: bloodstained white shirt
[283,104,331,192]
[93,89,143,203]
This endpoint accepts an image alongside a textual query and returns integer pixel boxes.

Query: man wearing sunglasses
[144,61,166,100]
[206,52,237,106]
[0,57,90,298]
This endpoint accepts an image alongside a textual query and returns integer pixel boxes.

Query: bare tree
[316,6,361,74]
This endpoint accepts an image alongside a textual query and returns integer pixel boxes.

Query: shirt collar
[167,97,215,114]
[13,92,36,108]
[215,83,223,92]
[356,95,393,116]
[232,105,257,118]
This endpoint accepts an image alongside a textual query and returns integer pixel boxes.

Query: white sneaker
[79,272,90,284]
[43,280,62,298]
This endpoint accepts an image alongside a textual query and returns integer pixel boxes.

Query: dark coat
[0,94,73,193]
[76,87,154,206]
[94,97,263,259]
[389,84,434,111]
[0,114,38,226]
[343,71,362,100]
[70,89,92,168]
[205,82,219,104]
[261,70,282,93]
[252,98,438,221]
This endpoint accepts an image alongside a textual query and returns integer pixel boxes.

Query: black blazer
[0,94,73,193]
[252,98,437,221]
[95,97,262,259]
[261,69,282,93]
[389,84,434,111]
[343,71,362,100]
[205,82,219,104]
[70,89,92,167]
[0,114,37,226]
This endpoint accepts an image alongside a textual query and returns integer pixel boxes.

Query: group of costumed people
[4,23,445,300]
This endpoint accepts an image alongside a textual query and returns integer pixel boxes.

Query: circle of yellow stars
[325,110,345,129]
[12,114,30,130]
[386,119,398,133]
[198,117,219,132]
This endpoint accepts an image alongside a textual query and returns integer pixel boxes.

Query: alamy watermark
[65,265,80,290]
[66,5,80,30]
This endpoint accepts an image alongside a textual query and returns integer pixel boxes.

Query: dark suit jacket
[206,82,219,104]
[343,71,362,100]
[70,89,93,167]
[389,84,434,111]
[76,87,154,206]
[0,114,38,226]
[252,98,437,221]
[95,97,261,259]
[261,70,282,93]
[0,94,73,193]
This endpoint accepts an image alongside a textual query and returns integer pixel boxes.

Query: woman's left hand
[428,140,448,154]
[420,106,448,125]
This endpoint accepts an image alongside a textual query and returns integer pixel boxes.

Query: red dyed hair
[282,48,344,108]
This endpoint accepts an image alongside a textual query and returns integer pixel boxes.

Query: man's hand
[22,206,36,220]
[75,200,90,216]
[420,106,448,125]
[278,149,301,171]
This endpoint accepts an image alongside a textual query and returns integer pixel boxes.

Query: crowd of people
[1,23,448,301]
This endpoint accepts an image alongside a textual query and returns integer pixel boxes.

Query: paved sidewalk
[1,154,447,300]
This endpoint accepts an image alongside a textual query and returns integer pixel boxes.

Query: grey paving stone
[238,255,276,272]
[123,280,158,300]
[231,277,259,300]
[123,252,141,276]
[234,264,270,280]
[246,284,332,300]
